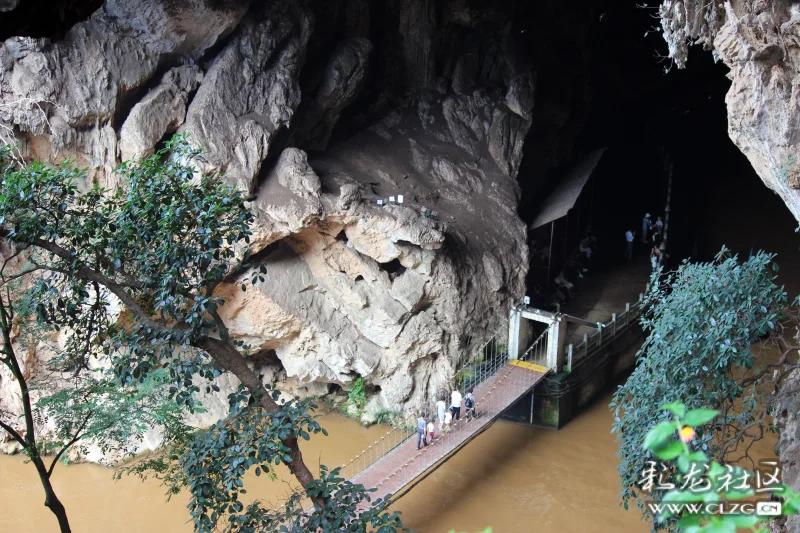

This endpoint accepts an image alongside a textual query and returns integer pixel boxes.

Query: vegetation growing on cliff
[612,249,799,527]
[0,137,407,533]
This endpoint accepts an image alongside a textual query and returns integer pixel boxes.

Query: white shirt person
[450,389,463,421]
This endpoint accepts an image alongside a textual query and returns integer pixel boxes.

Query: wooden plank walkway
[351,362,548,503]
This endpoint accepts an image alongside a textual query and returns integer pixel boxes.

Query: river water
[0,378,779,533]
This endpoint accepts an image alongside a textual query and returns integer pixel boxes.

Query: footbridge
[341,276,649,503]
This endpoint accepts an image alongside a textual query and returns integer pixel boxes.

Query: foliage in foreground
[0,137,407,532]
[0,151,188,533]
[643,402,800,532]
[612,249,791,525]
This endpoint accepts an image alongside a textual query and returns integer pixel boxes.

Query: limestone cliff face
[773,370,800,533]
[659,0,800,221]
[0,0,540,457]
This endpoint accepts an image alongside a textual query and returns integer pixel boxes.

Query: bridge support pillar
[546,314,567,371]
[508,308,522,360]
[509,305,566,370]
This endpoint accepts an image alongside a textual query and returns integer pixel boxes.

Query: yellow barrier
[509,360,549,373]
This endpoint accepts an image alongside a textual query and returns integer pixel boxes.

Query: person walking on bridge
[436,395,447,431]
[625,229,635,261]
[416,413,428,449]
[450,388,463,422]
[465,388,477,421]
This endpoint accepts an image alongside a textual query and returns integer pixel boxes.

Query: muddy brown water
[0,381,779,533]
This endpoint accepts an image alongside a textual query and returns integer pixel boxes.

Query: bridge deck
[352,362,547,503]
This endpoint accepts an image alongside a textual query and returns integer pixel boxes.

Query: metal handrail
[566,283,650,370]
[339,320,509,481]
[364,327,553,493]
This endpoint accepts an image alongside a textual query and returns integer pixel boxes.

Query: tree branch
[30,237,162,331]
[0,418,27,447]
[48,412,92,478]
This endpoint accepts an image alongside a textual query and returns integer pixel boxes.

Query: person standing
[650,247,659,274]
[641,213,651,243]
[450,388,463,422]
[554,269,574,297]
[416,413,428,449]
[436,395,447,431]
[652,229,662,248]
[659,241,669,269]
[625,229,635,261]
[464,388,477,421]
[655,216,664,235]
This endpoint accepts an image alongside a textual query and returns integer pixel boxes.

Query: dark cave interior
[518,1,800,301]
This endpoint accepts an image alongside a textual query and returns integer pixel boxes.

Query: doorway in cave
[515,2,800,304]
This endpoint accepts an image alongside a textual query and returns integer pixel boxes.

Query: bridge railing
[567,283,651,370]
[362,327,553,494]
[340,320,510,481]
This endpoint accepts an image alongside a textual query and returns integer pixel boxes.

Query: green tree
[0,137,406,532]
[611,249,797,526]
[0,218,186,532]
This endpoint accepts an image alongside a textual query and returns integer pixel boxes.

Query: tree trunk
[44,486,71,533]
[0,295,72,532]
[194,336,325,507]
[33,457,71,533]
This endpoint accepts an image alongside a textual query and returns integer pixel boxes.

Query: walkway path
[351,361,548,503]
[563,253,652,348]
[343,251,651,505]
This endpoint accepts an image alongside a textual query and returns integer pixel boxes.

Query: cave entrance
[515,2,800,305]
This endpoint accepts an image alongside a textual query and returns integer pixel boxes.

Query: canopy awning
[530,148,606,230]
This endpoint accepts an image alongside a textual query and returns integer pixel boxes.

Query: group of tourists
[550,231,596,308]
[416,387,478,449]
[625,213,669,272]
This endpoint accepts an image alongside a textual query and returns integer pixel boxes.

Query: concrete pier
[504,254,652,428]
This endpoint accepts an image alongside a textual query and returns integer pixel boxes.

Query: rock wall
[659,0,800,221]
[774,370,800,533]
[0,0,547,454]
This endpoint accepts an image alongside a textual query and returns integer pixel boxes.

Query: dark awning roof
[530,148,606,230]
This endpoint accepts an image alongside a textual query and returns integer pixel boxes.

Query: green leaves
[347,377,367,414]
[654,441,684,460]
[643,421,676,451]
[662,401,686,418]
[219,466,407,533]
[0,136,410,533]
[611,250,787,527]
[682,409,718,428]
[636,404,799,533]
